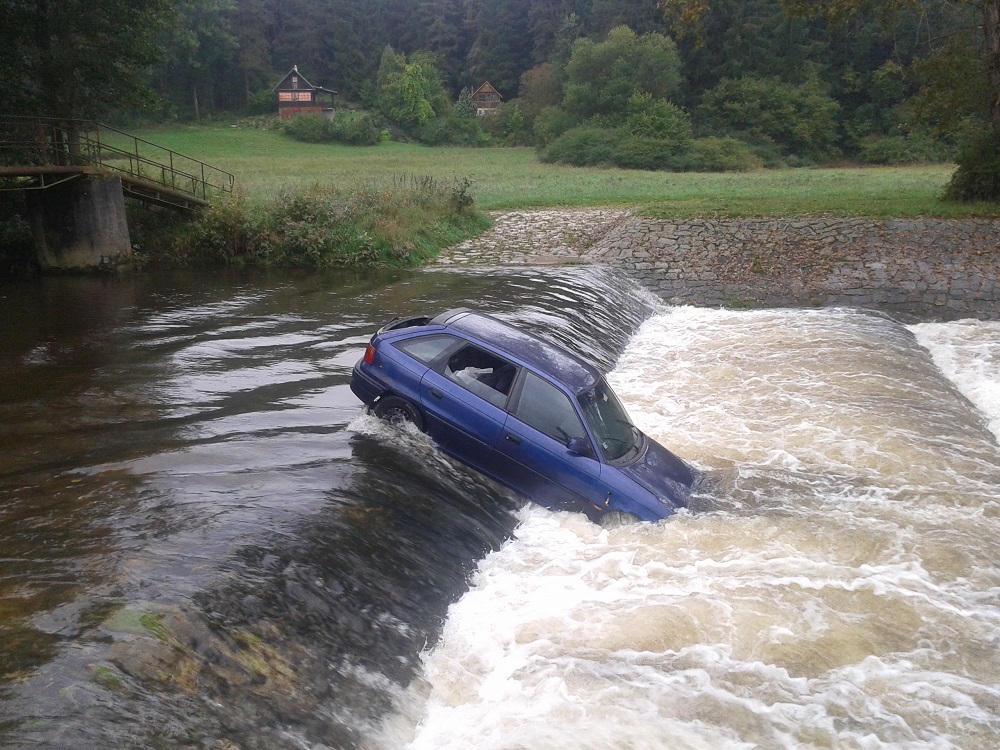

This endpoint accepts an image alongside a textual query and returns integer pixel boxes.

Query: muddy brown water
[2,267,999,749]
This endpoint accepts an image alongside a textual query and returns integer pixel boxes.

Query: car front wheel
[372,395,425,430]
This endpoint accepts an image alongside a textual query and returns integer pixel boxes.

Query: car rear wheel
[372,395,425,430]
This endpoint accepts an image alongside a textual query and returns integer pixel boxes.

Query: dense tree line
[142,0,986,167]
[1,0,997,193]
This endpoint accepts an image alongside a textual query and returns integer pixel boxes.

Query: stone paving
[435,208,633,266]
[434,209,1000,319]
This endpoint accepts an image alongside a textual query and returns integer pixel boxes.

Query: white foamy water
[386,307,1000,750]
[911,320,1000,443]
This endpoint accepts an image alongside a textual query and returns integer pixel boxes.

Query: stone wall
[589,217,1000,319]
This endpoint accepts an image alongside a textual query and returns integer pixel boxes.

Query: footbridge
[0,117,234,269]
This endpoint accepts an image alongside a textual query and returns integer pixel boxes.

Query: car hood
[618,435,697,510]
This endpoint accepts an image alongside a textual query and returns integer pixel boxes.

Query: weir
[2,267,1000,748]
[0,116,234,270]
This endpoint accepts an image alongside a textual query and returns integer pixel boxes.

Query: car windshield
[579,380,638,461]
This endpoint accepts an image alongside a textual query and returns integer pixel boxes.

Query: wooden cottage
[471,82,502,116]
[273,65,337,120]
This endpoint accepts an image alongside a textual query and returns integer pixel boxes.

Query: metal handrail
[0,116,234,202]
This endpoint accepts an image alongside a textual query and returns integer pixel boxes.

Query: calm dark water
[3,268,1000,749]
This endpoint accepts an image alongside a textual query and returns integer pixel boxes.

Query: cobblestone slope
[435,210,1000,319]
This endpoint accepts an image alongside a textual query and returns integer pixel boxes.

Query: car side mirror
[567,438,595,458]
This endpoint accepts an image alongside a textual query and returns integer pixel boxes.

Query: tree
[590,0,667,37]
[158,0,238,120]
[233,0,272,106]
[466,0,534,98]
[455,88,477,119]
[414,0,469,91]
[268,0,388,101]
[780,0,1000,128]
[660,0,1000,197]
[376,48,450,131]
[0,0,173,120]
[562,27,683,122]
[698,76,841,160]
[516,63,563,124]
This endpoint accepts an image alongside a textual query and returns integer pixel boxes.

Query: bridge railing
[0,116,234,202]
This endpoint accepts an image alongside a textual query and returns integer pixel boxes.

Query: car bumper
[349,360,384,407]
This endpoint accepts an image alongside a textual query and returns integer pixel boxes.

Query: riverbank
[435,210,1000,319]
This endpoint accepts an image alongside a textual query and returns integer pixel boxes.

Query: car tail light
[363,343,376,365]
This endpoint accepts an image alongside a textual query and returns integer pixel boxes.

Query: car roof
[431,308,600,393]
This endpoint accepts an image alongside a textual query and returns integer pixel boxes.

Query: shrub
[698,77,841,162]
[246,89,276,116]
[480,103,530,146]
[283,113,331,143]
[686,137,763,172]
[540,125,762,173]
[626,93,692,144]
[612,137,682,171]
[328,113,382,146]
[284,112,383,146]
[180,196,261,265]
[417,117,452,146]
[857,133,953,165]
[945,127,1000,202]
[533,106,579,146]
[162,179,489,268]
[417,116,492,146]
[449,117,493,147]
[539,125,626,166]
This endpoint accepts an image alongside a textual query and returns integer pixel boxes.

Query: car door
[418,342,517,472]
[490,370,614,518]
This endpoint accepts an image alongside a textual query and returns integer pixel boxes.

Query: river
[1,267,998,749]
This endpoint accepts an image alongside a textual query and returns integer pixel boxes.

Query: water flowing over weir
[1,268,1000,749]
[387,309,1000,750]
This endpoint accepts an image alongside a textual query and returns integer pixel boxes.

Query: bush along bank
[134,177,488,268]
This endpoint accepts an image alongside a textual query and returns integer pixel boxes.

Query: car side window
[444,345,517,408]
[513,372,588,446]
[394,334,460,365]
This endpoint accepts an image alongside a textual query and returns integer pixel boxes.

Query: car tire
[600,510,639,529]
[372,395,425,430]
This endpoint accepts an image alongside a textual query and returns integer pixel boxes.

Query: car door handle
[505,434,521,445]
[429,388,443,400]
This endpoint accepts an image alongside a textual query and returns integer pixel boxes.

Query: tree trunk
[985,0,1000,126]
[192,83,201,121]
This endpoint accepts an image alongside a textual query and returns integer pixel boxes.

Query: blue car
[350,308,698,523]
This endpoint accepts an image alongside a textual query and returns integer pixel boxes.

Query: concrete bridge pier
[27,175,133,270]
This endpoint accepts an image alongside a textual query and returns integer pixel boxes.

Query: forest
[1,0,999,198]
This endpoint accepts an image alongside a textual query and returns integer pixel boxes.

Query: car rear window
[444,345,517,408]
[393,334,460,365]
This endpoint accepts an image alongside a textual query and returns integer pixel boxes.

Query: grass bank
[126,124,1000,219]
[134,178,486,268]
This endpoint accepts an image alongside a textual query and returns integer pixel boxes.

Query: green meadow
[127,124,999,219]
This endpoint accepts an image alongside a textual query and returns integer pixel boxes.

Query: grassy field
[124,124,999,218]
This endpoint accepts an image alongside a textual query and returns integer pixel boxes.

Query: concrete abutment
[26,175,132,271]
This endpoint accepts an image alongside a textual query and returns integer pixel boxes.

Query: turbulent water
[1,269,999,749]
